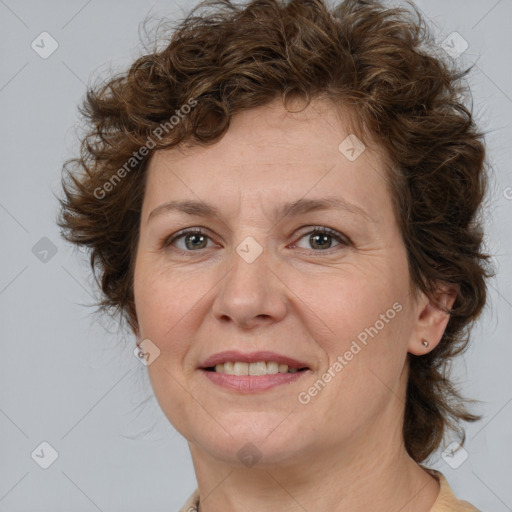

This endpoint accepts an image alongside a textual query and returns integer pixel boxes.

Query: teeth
[223,362,234,374]
[234,362,248,376]
[212,361,304,375]
[266,361,279,374]
[249,361,267,375]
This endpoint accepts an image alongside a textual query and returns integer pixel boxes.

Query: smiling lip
[199,350,310,369]
[199,350,311,393]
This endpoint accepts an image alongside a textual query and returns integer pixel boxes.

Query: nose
[211,239,288,330]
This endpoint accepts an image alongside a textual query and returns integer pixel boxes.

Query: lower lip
[200,369,309,392]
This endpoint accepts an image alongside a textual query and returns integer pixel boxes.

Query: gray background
[0,0,511,510]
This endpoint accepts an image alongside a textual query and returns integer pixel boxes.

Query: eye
[164,228,215,252]
[291,226,349,252]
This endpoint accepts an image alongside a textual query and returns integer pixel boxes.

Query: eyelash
[162,226,350,254]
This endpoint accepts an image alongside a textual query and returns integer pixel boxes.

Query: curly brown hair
[57,0,494,463]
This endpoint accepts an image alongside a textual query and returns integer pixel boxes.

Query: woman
[58,0,492,510]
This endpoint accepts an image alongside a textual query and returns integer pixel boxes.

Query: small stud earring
[422,340,429,347]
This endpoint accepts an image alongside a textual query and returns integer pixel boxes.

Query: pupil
[186,234,206,250]
[311,233,331,250]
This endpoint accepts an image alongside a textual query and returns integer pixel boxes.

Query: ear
[407,283,458,355]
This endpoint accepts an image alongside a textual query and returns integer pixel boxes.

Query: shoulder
[421,466,482,512]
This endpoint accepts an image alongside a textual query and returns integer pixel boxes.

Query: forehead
[142,97,392,223]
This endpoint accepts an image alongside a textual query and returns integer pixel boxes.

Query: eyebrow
[147,196,373,224]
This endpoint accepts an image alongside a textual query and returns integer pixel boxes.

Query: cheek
[135,254,189,325]
[133,263,211,364]
[302,281,409,433]
[294,264,405,347]
[296,260,410,414]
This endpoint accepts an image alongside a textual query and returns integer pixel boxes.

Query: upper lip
[199,350,310,370]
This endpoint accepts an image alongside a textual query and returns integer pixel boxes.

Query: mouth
[202,361,310,375]
[199,350,311,373]
[198,350,311,392]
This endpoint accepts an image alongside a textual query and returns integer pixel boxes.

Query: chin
[188,417,310,467]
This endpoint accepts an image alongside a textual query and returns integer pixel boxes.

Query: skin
[132,96,457,512]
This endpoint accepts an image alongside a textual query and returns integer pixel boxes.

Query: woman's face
[133,97,429,467]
